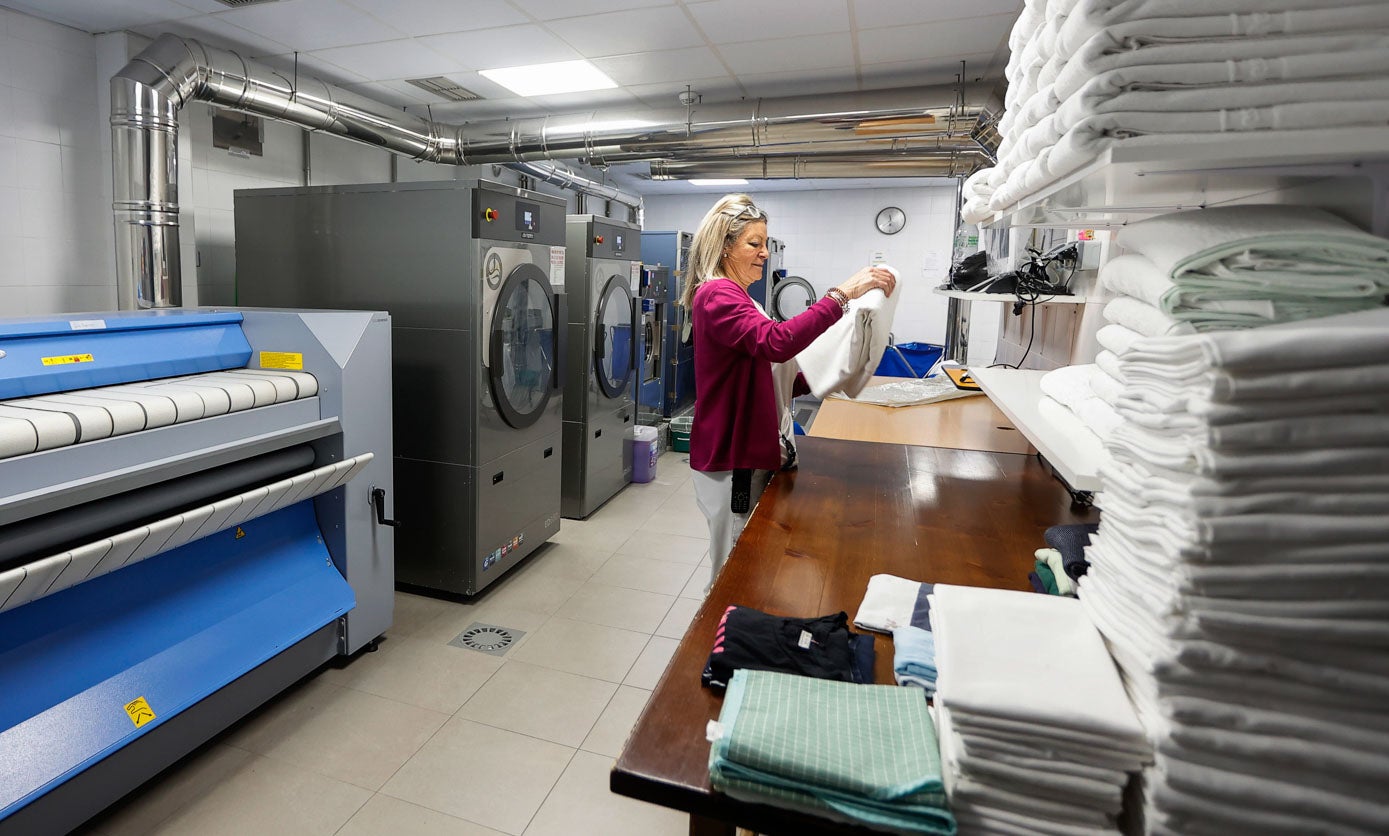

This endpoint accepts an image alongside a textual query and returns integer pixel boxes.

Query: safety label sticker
[124,697,156,728]
[259,351,304,370]
[41,353,94,366]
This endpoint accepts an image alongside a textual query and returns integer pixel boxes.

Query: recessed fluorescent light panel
[688,179,749,186]
[479,60,617,97]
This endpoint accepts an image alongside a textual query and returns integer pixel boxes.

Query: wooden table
[808,376,1036,455]
[611,437,1098,835]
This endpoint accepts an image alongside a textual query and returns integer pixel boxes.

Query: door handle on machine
[371,487,400,527]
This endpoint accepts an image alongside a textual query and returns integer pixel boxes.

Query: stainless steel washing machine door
[489,262,558,429]
[771,275,817,321]
[594,273,635,400]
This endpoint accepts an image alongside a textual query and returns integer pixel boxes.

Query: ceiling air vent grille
[405,77,483,102]
[213,0,279,7]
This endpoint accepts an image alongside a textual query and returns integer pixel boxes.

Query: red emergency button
[483,207,498,222]
[594,235,604,244]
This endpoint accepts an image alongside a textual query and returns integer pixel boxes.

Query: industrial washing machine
[234,180,566,596]
[634,263,672,426]
[562,215,640,519]
[769,273,818,321]
[641,230,695,418]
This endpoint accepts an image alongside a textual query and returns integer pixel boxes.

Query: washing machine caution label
[259,351,303,370]
[550,246,565,284]
[630,261,642,283]
[124,697,156,728]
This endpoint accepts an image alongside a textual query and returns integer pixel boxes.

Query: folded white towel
[1076,396,1124,439]
[1100,253,1174,310]
[1039,395,1107,457]
[852,572,923,633]
[1056,0,1389,56]
[1095,323,1144,357]
[1103,296,1195,338]
[1038,363,1098,409]
[1118,204,1389,281]
[931,584,1149,746]
[1054,29,1389,104]
[795,267,900,399]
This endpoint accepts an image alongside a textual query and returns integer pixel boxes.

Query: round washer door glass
[595,274,634,399]
[489,263,556,429]
[771,276,817,322]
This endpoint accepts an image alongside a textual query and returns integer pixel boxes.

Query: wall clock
[876,206,906,235]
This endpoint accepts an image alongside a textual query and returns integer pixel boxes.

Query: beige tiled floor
[81,452,704,836]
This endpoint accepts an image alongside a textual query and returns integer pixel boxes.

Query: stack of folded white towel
[931,584,1151,835]
[1079,304,1389,834]
[959,0,1389,224]
[1039,362,1122,450]
[1101,205,1389,333]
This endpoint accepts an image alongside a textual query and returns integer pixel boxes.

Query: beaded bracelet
[825,287,850,314]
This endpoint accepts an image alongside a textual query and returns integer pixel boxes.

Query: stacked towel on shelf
[708,669,957,835]
[1098,206,1389,331]
[1079,305,1389,834]
[965,0,1389,218]
[930,584,1150,834]
[1038,363,1124,442]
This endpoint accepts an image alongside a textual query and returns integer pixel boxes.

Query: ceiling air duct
[111,34,999,308]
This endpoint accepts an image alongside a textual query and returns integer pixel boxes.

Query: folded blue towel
[892,625,937,693]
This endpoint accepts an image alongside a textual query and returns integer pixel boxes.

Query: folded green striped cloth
[709,669,957,835]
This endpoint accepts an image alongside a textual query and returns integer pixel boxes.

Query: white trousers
[692,468,773,591]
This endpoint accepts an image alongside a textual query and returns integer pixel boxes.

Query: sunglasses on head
[722,205,763,220]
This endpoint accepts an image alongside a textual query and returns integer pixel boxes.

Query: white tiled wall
[641,186,1002,365]
[0,8,112,316]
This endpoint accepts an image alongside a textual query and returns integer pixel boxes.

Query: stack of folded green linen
[708,669,956,835]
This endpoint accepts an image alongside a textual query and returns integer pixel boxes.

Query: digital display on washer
[515,201,540,233]
[614,234,625,254]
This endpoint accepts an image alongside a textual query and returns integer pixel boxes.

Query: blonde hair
[679,193,768,310]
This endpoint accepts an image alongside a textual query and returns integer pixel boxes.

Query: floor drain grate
[449,622,525,656]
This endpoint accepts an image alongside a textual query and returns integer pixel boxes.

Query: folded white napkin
[852,572,923,633]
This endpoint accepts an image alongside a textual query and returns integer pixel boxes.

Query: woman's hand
[838,266,897,299]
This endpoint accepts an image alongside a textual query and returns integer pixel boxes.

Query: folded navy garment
[1045,523,1101,580]
[848,633,877,685]
[1028,571,1048,595]
[702,605,862,690]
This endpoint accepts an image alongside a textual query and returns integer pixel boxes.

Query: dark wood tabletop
[610,436,1100,836]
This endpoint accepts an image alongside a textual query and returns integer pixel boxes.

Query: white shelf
[933,287,1090,304]
[983,126,1389,231]
[970,367,1105,493]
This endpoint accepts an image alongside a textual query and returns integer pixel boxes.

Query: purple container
[631,426,659,483]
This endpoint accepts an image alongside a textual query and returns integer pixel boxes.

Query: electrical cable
[989,243,1079,369]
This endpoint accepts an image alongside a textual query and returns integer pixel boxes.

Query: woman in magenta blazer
[680,194,895,588]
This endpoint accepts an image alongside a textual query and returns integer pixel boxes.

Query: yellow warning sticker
[235,526,246,540]
[124,697,156,728]
[41,353,94,366]
[259,351,303,370]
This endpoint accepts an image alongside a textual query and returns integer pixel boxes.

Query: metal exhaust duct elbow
[111,33,998,308]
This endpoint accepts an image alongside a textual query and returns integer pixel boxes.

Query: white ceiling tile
[546,7,704,59]
[858,14,1014,64]
[735,66,860,100]
[343,0,528,38]
[718,33,853,76]
[259,50,370,85]
[130,17,293,59]
[4,0,196,32]
[859,52,997,90]
[509,0,674,21]
[625,76,741,109]
[851,0,1023,30]
[592,47,728,87]
[687,0,850,45]
[419,25,581,72]
[213,0,405,52]
[529,87,642,114]
[310,39,462,80]
[428,97,545,123]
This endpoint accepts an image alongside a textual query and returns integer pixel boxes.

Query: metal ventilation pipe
[111,34,998,308]
[650,153,988,180]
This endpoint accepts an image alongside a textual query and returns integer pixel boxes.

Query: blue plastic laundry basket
[874,342,944,378]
